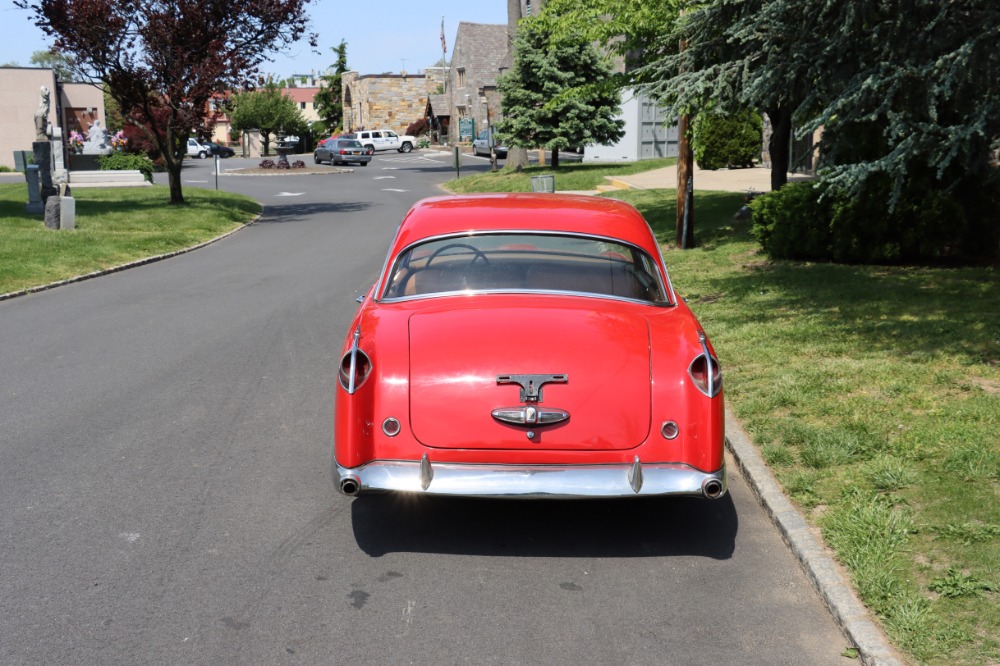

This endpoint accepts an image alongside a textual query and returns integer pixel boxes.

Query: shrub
[749,181,831,260]
[259,160,276,169]
[750,174,1000,264]
[405,118,429,137]
[692,109,762,170]
[98,151,155,182]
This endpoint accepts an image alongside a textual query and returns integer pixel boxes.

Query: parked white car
[348,129,416,154]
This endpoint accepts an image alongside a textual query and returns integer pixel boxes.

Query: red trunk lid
[409,305,651,450]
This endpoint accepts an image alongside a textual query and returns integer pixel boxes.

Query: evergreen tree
[313,40,349,133]
[497,18,624,168]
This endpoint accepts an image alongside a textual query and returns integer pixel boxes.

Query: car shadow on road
[255,201,373,223]
[349,493,737,559]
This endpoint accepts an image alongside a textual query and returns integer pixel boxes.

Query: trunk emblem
[492,407,569,426]
[494,374,569,432]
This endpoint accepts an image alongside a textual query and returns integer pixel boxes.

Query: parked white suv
[350,129,416,154]
[186,138,208,159]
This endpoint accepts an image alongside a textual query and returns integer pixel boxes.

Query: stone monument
[30,86,59,209]
[82,120,111,154]
[34,86,50,142]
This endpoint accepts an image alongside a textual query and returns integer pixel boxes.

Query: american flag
[440,17,447,55]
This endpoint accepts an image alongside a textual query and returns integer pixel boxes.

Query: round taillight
[661,421,679,440]
[382,418,400,437]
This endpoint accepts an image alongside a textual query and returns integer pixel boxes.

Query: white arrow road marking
[382,188,409,192]
[275,192,305,197]
[373,176,396,180]
[185,180,208,183]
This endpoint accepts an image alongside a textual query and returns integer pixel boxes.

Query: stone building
[446,22,507,145]
[341,72,430,134]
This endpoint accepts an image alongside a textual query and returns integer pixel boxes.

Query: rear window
[339,140,363,148]
[381,233,668,304]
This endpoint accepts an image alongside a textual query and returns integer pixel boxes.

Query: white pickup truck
[350,129,416,154]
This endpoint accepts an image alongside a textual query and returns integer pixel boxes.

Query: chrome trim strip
[334,459,727,499]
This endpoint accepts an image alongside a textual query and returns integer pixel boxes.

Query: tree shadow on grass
[705,260,1000,364]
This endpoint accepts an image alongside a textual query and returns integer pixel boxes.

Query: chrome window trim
[376,230,675,306]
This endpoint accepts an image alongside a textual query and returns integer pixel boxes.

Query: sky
[0,1,509,80]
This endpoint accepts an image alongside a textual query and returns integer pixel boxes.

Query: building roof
[282,87,320,103]
[427,94,448,116]
[453,22,507,86]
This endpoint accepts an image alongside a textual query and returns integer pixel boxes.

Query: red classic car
[333,193,726,499]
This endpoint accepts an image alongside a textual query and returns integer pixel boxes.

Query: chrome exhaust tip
[339,476,361,497]
[703,478,725,499]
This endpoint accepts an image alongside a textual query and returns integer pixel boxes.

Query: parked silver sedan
[314,138,372,167]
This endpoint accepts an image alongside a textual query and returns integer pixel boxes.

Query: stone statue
[83,120,110,154]
[34,86,50,142]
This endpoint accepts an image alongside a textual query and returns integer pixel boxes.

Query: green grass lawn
[0,183,260,295]
[445,169,999,665]
[611,189,999,666]
[445,156,676,193]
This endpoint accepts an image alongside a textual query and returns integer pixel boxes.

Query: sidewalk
[562,162,813,195]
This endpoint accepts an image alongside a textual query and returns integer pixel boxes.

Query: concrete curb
[0,215,259,303]
[725,407,905,666]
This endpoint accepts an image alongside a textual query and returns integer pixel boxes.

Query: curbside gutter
[0,215,259,303]
[725,407,906,666]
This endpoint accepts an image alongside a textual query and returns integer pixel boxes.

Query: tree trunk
[767,107,792,191]
[551,148,559,168]
[167,163,184,204]
[503,0,531,172]
[163,124,185,204]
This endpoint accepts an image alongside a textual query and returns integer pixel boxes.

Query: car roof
[392,194,660,255]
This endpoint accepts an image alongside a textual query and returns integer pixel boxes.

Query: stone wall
[342,72,428,134]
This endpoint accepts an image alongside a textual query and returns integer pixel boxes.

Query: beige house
[0,67,105,170]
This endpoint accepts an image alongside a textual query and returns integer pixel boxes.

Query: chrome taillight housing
[689,331,722,398]
[338,327,372,394]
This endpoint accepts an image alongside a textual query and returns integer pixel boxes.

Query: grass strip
[0,183,260,296]
[444,157,676,193]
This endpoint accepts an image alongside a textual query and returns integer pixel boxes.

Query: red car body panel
[334,194,725,499]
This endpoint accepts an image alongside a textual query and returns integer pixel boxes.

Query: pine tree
[497,18,624,168]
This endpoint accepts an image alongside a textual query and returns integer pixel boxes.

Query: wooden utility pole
[676,113,694,248]
[676,31,694,249]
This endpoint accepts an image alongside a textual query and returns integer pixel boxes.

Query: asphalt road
[0,151,848,665]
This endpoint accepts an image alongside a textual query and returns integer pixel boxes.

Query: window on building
[457,68,466,88]
[300,102,306,110]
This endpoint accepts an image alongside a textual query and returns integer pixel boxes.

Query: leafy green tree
[313,40,349,133]
[229,82,307,156]
[29,50,82,81]
[497,18,624,168]
[17,0,314,204]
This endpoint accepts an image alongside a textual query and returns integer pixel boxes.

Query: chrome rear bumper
[334,457,727,499]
